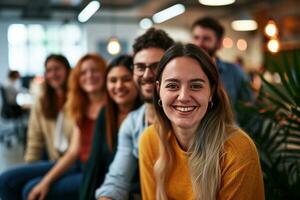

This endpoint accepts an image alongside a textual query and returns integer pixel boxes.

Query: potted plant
[237,50,300,200]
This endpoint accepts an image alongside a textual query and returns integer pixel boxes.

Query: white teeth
[174,106,196,112]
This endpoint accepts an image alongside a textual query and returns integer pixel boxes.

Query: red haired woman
[26,54,106,200]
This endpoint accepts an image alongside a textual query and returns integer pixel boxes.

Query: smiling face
[45,59,68,91]
[79,58,104,94]
[133,47,165,103]
[158,56,212,132]
[107,65,138,107]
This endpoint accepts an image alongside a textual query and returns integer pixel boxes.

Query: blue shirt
[95,105,146,200]
[216,58,253,106]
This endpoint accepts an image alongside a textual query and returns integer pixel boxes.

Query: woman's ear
[156,81,160,94]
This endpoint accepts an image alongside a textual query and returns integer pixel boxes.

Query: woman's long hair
[153,43,235,199]
[66,54,106,124]
[41,54,71,119]
[105,55,142,151]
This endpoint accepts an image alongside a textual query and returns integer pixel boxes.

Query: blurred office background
[0,0,299,198]
[0,0,299,81]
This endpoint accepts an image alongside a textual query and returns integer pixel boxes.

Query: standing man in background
[191,16,253,110]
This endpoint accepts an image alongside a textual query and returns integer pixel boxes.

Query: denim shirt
[95,105,146,200]
[216,58,253,106]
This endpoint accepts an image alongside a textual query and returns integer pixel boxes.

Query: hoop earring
[158,99,162,107]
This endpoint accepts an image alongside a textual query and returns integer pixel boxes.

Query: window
[8,24,84,75]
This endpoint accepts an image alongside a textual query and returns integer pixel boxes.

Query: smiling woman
[158,56,212,148]
[21,54,107,200]
[79,55,142,200]
[139,43,265,200]
[0,54,75,200]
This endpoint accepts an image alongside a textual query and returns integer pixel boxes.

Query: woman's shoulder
[28,96,44,115]
[224,127,259,163]
[140,125,159,144]
[139,124,160,161]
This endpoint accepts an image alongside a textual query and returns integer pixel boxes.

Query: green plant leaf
[261,76,294,105]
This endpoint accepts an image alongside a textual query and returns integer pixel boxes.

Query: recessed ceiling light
[78,1,100,23]
[107,37,121,55]
[139,18,153,29]
[199,0,235,6]
[264,20,278,37]
[231,20,258,31]
[267,39,280,53]
[237,39,247,51]
[152,4,185,24]
[223,37,233,48]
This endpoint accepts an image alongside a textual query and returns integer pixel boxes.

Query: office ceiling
[0,0,299,38]
[0,0,295,20]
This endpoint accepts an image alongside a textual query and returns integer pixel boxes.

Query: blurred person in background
[0,54,73,200]
[24,54,106,200]
[3,70,21,105]
[191,16,253,113]
[80,55,142,200]
[1,70,23,118]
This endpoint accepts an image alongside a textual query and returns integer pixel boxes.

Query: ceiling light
[139,18,153,29]
[237,39,247,51]
[78,1,100,23]
[199,0,235,6]
[152,4,185,24]
[223,37,233,48]
[231,20,258,31]
[267,39,280,53]
[264,20,278,37]
[107,37,121,55]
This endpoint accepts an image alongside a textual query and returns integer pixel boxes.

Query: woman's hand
[28,181,50,200]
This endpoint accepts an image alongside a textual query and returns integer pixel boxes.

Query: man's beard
[138,77,155,103]
[205,48,217,57]
[140,94,153,103]
[200,45,218,58]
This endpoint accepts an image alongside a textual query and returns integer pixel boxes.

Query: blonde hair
[153,44,235,199]
[66,53,106,123]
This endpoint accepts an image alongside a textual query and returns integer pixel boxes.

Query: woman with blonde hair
[25,54,106,200]
[139,44,264,200]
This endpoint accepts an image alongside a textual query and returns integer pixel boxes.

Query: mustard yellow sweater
[139,125,265,200]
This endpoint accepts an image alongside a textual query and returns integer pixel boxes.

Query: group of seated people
[0,17,264,200]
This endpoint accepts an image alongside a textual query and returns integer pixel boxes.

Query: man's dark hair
[133,28,175,55]
[192,17,224,40]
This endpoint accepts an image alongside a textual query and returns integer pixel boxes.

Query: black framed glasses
[133,61,160,76]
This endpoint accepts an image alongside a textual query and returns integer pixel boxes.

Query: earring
[210,101,214,109]
[158,99,162,107]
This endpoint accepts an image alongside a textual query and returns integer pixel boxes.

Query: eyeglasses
[133,61,160,76]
